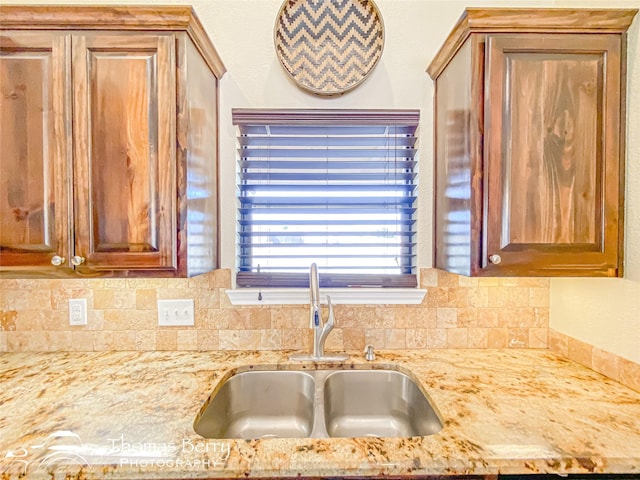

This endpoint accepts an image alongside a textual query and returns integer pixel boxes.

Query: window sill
[225,288,426,306]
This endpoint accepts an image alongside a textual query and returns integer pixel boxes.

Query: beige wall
[549,0,640,365]
[0,0,638,365]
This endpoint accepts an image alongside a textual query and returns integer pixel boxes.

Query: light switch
[157,299,195,326]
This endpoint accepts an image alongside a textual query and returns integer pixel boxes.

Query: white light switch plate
[69,298,87,326]
[157,299,195,326]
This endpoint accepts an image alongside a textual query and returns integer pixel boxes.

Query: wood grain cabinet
[427,8,637,277]
[0,6,226,277]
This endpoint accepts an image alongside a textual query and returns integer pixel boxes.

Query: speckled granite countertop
[0,349,639,479]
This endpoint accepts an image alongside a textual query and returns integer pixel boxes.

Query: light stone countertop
[0,349,639,479]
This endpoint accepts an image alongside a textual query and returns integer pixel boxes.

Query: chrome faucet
[290,263,348,362]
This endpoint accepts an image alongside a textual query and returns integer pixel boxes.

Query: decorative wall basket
[274,0,385,96]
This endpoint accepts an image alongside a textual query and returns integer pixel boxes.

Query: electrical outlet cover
[69,298,88,326]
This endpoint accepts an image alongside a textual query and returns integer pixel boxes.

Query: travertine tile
[342,328,365,350]
[249,309,271,329]
[529,287,550,307]
[195,286,220,309]
[477,277,500,287]
[501,307,535,328]
[209,268,231,288]
[156,330,178,351]
[406,328,427,349]
[384,328,406,349]
[177,330,198,350]
[567,336,593,368]
[529,328,548,349]
[436,307,457,328]
[447,328,468,348]
[70,331,97,352]
[219,329,262,350]
[136,330,157,351]
[6,331,31,351]
[487,287,509,307]
[457,308,478,327]
[28,288,52,310]
[0,310,17,331]
[363,328,385,348]
[135,289,157,310]
[260,329,282,350]
[468,327,489,349]
[419,268,439,287]
[93,288,136,310]
[592,347,620,381]
[427,288,455,308]
[197,329,219,351]
[323,328,343,351]
[620,357,640,393]
[393,307,416,328]
[414,308,437,328]
[1,289,30,310]
[93,331,114,351]
[487,328,509,348]
[426,328,447,349]
[507,328,528,348]
[225,309,252,329]
[110,330,136,350]
[548,329,569,356]
[437,269,459,288]
[281,328,310,350]
[477,308,501,328]
[457,275,478,288]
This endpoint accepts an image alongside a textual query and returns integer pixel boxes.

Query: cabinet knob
[488,254,502,265]
[71,255,86,266]
[51,255,66,266]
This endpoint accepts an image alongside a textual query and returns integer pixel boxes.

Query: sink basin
[194,368,442,439]
[194,370,316,439]
[323,370,443,438]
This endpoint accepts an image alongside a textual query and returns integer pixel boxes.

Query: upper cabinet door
[483,34,622,276]
[72,33,177,273]
[0,32,72,271]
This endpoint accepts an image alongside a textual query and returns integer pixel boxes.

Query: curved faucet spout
[289,263,348,362]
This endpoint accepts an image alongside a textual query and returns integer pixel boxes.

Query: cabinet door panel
[0,32,71,270]
[484,34,621,275]
[72,33,176,272]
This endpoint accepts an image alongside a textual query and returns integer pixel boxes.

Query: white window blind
[233,109,419,288]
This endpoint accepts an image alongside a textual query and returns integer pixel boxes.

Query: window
[233,109,419,288]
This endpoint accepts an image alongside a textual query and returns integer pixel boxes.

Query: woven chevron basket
[274,0,385,96]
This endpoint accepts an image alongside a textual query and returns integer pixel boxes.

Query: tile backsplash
[549,329,640,393]
[0,269,549,352]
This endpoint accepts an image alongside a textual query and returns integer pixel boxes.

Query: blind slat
[239,135,417,148]
[238,197,416,206]
[238,183,417,193]
[239,148,417,159]
[238,160,417,170]
[239,207,417,215]
[238,219,416,227]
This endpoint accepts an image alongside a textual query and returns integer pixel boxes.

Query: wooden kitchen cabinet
[427,8,637,277]
[0,6,226,277]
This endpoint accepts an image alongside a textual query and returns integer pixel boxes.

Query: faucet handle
[325,295,335,328]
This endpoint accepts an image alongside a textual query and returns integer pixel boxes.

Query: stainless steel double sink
[194,368,443,439]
